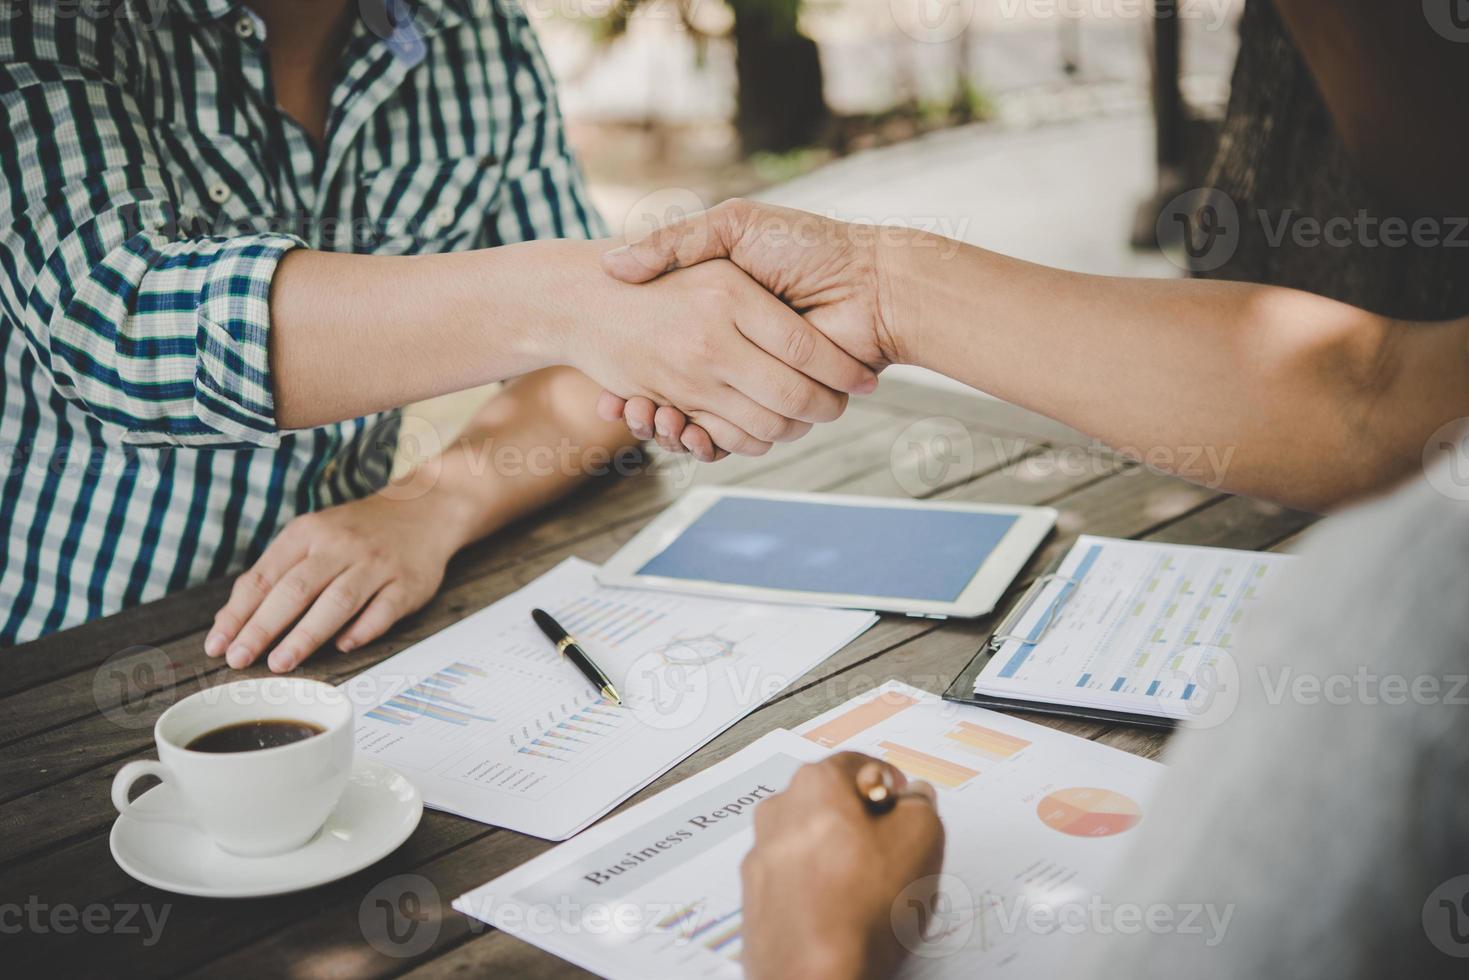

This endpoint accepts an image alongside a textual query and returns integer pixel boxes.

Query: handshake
[581,200,916,462]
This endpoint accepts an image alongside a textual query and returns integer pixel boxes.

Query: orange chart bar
[879,741,980,789]
[803,692,919,748]
[944,722,1032,761]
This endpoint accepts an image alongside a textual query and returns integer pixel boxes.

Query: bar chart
[655,901,744,960]
[512,698,628,763]
[553,591,676,648]
[943,721,1031,762]
[802,690,920,748]
[364,661,497,728]
[880,740,981,790]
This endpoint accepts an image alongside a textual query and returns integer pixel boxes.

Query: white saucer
[110,758,423,898]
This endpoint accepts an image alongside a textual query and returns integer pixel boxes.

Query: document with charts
[974,536,1296,721]
[342,558,875,840]
[454,683,1166,980]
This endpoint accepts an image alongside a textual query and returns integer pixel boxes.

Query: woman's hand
[741,753,945,980]
[597,201,902,460]
[562,253,877,458]
[602,200,900,368]
[204,493,461,673]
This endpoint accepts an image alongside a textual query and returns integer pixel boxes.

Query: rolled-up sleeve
[1,52,303,448]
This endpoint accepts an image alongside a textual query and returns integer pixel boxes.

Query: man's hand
[742,753,945,980]
[598,201,898,460]
[571,252,877,458]
[204,493,459,672]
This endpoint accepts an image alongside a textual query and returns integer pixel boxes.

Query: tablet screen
[636,497,1020,601]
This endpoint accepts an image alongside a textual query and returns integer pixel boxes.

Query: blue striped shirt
[0,0,604,645]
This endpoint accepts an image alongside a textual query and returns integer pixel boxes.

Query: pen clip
[988,572,1077,650]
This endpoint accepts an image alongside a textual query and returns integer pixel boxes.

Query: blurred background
[413,0,1246,443]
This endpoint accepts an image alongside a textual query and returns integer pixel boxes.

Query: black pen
[530,608,624,706]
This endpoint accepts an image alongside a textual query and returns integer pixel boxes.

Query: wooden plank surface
[0,380,1318,978]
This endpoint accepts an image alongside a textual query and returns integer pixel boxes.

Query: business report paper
[342,558,876,840]
[976,536,1296,721]
[456,683,1166,978]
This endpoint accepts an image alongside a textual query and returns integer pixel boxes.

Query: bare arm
[882,231,1469,511]
[266,239,874,448]
[602,201,1469,511]
[425,367,644,551]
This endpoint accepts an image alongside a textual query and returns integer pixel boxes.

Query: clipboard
[941,554,1178,731]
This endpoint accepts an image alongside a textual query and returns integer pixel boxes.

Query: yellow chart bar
[879,741,980,789]
[944,722,1031,761]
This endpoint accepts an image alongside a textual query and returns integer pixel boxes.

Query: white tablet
[597,487,1056,618]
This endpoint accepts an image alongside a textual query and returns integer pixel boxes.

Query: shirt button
[432,206,456,230]
[234,15,255,39]
[208,183,232,204]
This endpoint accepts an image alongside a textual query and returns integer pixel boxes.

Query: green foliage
[748,145,832,183]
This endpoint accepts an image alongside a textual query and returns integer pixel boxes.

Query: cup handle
[111,759,190,825]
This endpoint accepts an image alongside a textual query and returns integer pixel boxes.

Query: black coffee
[186,719,325,753]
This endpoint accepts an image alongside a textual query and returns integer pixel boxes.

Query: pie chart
[1036,787,1142,837]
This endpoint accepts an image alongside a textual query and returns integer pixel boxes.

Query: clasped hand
[570,247,879,459]
[597,200,898,460]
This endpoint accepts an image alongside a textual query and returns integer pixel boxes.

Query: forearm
[883,232,1469,511]
[268,240,614,429]
[411,367,641,552]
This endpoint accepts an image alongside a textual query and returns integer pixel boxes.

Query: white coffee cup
[111,677,354,857]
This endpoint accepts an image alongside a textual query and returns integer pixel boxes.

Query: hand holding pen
[855,758,937,815]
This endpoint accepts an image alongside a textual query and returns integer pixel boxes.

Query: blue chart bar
[1182,683,1197,700]
[1110,677,1126,692]
[1076,673,1092,688]
[998,544,1103,679]
[365,661,495,727]
[1146,680,1160,696]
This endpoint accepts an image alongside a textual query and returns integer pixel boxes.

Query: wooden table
[1,380,1316,978]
